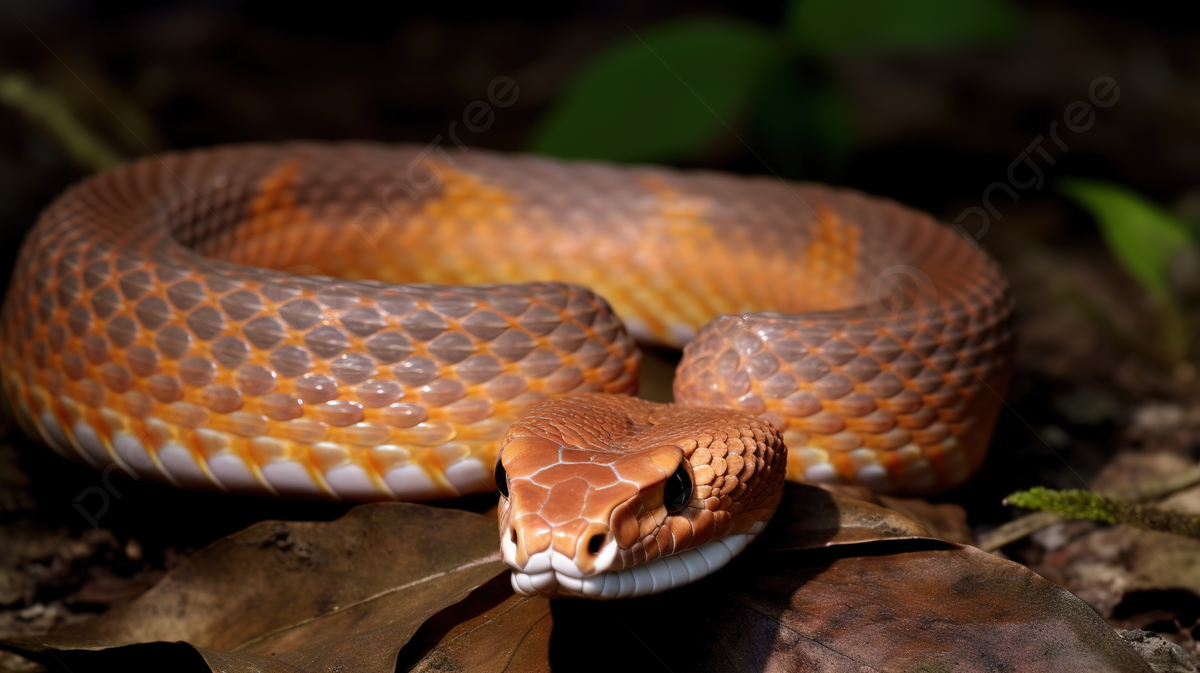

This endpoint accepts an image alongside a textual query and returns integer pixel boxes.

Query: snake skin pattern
[498,395,785,598]
[0,143,1012,597]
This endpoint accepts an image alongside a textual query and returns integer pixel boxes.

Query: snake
[0,143,1013,599]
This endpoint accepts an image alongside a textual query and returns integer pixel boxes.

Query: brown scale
[1,143,1012,506]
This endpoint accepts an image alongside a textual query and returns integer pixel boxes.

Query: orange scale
[828,450,857,483]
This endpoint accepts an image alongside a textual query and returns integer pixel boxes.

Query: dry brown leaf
[545,539,1151,672]
[812,482,975,544]
[877,495,975,544]
[0,483,1151,672]
[1093,451,1200,500]
[411,485,1150,672]
[1038,525,1200,619]
[765,482,931,549]
[400,576,552,673]
[1,503,506,672]
[1026,451,1200,640]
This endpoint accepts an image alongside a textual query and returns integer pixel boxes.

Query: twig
[977,462,1200,552]
[976,511,1066,552]
[1005,487,1200,538]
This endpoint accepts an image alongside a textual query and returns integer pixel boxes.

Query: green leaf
[748,61,855,178]
[0,71,123,172]
[527,19,779,163]
[785,0,1020,56]
[1060,178,1194,299]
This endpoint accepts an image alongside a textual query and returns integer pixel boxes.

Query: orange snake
[0,144,1012,598]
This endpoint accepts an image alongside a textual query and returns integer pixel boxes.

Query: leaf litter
[0,484,1154,672]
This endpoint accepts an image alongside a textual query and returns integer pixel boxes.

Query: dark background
[3,0,1200,657]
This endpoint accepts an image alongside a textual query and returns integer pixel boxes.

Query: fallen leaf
[399,576,552,673]
[813,482,975,544]
[765,482,931,549]
[0,484,1151,672]
[0,503,506,672]
[546,539,1151,672]
[400,484,929,672]
[1092,451,1198,497]
[1023,450,1200,645]
[877,495,975,544]
[1038,525,1200,623]
[412,485,1149,672]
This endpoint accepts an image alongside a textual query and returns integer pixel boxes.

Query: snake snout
[586,530,608,557]
[502,515,619,577]
[572,522,618,575]
[502,515,551,570]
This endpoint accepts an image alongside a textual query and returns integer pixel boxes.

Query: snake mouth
[505,522,765,600]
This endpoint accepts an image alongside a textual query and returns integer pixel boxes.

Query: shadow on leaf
[0,484,1151,672]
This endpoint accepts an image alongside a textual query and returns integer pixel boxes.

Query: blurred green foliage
[785,0,1018,56]
[1060,178,1198,366]
[0,71,123,172]
[528,0,1020,170]
[528,20,778,164]
[1061,178,1194,300]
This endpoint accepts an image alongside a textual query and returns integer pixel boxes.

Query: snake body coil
[1,144,1012,597]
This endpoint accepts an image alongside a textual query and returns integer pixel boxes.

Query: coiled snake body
[0,144,1012,598]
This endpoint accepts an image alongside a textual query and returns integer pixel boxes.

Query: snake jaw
[505,523,767,599]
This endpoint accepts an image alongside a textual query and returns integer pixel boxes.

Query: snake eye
[663,462,693,514]
[495,455,510,498]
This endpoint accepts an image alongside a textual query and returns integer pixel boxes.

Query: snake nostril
[587,533,605,556]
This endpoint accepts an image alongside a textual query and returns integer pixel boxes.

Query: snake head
[495,393,786,599]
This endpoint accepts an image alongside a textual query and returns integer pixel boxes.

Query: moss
[1005,486,1200,540]
[1006,487,1119,523]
